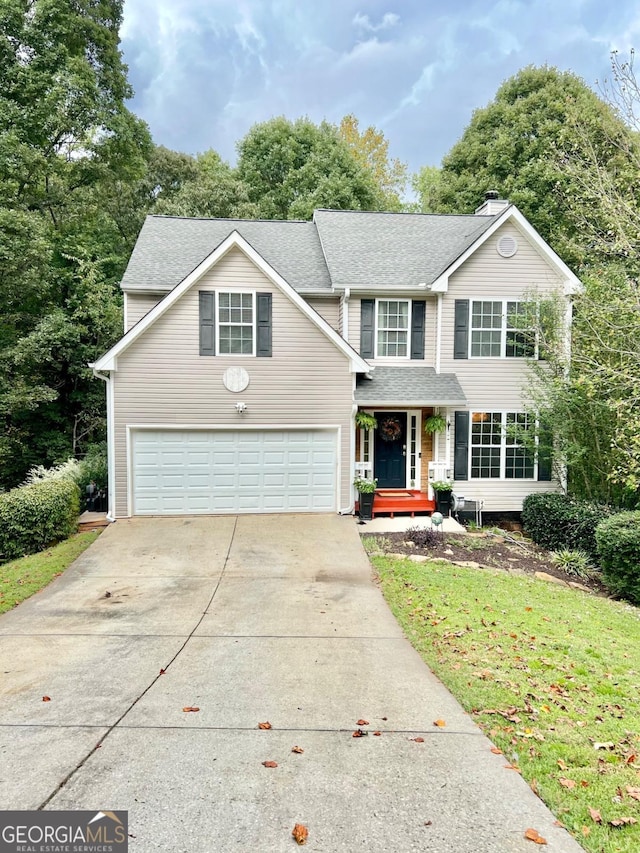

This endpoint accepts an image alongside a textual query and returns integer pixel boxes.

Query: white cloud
[352,12,400,33]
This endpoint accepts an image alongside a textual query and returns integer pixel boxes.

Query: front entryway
[374,412,407,488]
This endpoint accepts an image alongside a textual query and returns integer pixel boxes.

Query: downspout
[92,367,116,522]
[435,292,442,374]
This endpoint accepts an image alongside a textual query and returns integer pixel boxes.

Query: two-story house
[92,195,580,520]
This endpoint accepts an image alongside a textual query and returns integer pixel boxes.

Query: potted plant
[431,479,453,515]
[424,414,446,434]
[355,411,378,430]
[353,475,377,520]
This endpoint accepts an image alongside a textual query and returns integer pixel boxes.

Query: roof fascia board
[355,398,467,407]
[94,231,369,373]
[430,206,583,295]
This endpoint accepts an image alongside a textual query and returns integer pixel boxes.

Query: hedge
[0,480,80,561]
[521,493,614,561]
[595,511,640,604]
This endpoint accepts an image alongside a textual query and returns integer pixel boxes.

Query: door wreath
[380,416,402,442]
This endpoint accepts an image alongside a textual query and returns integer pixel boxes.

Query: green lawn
[0,531,100,614]
[373,554,640,853]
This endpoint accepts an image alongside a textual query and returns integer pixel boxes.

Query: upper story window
[218,292,254,355]
[376,300,409,358]
[199,290,272,358]
[470,300,535,358]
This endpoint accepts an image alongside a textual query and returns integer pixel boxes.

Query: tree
[0,0,151,487]
[236,117,382,219]
[338,114,407,210]
[423,66,635,268]
[154,149,257,219]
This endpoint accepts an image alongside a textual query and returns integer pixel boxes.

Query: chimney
[475,190,509,216]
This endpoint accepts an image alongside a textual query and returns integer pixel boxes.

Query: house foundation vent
[497,235,518,258]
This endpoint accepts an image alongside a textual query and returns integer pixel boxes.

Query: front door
[374,412,407,488]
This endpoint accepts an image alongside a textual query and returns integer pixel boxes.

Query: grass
[0,531,100,614]
[373,555,640,853]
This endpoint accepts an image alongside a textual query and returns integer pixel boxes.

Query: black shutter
[454,411,469,480]
[199,291,215,355]
[410,300,426,360]
[256,292,272,357]
[360,299,375,359]
[537,421,552,481]
[454,300,469,359]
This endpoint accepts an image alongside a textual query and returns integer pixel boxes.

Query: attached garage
[131,429,338,515]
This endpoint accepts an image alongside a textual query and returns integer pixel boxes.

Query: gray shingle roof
[121,209,500,294]
[355,367,467,406]
[121,216,332,293]
[313,209,496,289]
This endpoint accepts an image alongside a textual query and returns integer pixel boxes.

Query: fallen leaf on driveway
[292,823,308,845]
[258,721,272,730]
[42,696,51,702]
[490,747,503,755]
[291,746,304,754]
[433,719,446,727]
[262,761,278,768]
[356,719,369,726]
[352,729,368,738]
[559,778,576,789]
[410,737,425,743]
[524,828,547,844]
[610,815,638,827]
[588,807,602,823]
[373,731,382,736]
[182,706,200,713]
[159,668,166,675]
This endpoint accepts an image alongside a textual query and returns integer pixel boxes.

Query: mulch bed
[364,529,609,596]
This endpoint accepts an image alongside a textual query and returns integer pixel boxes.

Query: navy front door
[374,412,407,488]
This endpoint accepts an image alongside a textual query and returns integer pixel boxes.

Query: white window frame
[470,300,536,359]
[217,291,256,357]
[469,410,536,480]
[375,298,411,359]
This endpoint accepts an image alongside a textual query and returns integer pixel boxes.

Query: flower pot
[358,490,375,521]
[435,489,452,516]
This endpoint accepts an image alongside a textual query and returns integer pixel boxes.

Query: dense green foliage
[416,59,640,504]
[595,511,640,604]
[0,479,80,560]
[415,66,636,268]
[236,116,383,219]
[521,493,614,560]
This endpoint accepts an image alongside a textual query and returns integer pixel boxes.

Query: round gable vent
[497,235,518,258]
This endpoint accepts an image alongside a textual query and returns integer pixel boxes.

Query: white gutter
[435,293,442,374]
[91,366,116,522]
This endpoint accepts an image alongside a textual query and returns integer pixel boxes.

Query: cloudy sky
[120,0,640,174]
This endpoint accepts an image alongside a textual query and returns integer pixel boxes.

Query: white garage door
[132,429,337,515]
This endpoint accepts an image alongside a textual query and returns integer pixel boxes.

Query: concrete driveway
[0,515,584,852]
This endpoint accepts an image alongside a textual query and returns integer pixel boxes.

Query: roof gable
[429,206,582,295]
[93,231,368,373]
[121,215,332,294]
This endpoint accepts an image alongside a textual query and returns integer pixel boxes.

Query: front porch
[356,488,436,519]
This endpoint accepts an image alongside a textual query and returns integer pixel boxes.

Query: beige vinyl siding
[347,296,437,365]
[440,224,566,510]
[304,296,340,331]
[125,292,164,331]
[112,247,353,517]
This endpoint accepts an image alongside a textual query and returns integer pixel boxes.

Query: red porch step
[356,489,436,519]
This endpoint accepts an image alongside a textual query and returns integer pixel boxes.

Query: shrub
[0,480,80,561]
[24,444,108,495]
[405,525,440,548]
[522,493,614,560]
[595,511,640,604]
[551,549,595,581]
